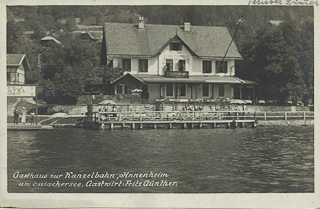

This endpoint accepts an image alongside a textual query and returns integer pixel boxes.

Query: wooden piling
[169,123,173,129]
[110,123,114,130]
[154,124,157,129]
[191,123,194,129]
[183,123,187,129]
[234,121,238,128]
[139,123,143,130]
[131,123,135,130]
[199,123,203,129]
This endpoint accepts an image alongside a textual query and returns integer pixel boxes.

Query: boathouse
[101,18,256,104]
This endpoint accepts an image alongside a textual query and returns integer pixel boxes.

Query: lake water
[7,126,314,193]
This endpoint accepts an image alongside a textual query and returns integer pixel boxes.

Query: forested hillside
[7,6,314,104]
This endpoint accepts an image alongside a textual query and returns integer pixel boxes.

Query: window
[166,59,173,71]
[116,85,123,94]
[166,84,173,96]
[216,61,228,74]
[179,85,186,97]
[122,59,131,72]
[7,72,10,83]
[202,60,212,74]
[179,60,185,72]
[170,41,182,51]
[218,84,225,97]
[139,59,148,72]
[202,84,209,97]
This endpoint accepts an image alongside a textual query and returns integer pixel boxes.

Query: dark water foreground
[7,126,313,193]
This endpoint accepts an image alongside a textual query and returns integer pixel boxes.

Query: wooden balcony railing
[164,71,189,78]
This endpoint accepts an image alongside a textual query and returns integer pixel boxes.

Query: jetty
[83,110,257,130]
[7,124,53,131]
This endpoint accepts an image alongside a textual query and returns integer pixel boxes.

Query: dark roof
[7,54,25,66]
[103,23,242,59]
[112,73,256,85]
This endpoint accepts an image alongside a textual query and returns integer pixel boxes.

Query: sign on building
[7,85,36,97]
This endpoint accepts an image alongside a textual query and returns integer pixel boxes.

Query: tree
[237,21,313,103]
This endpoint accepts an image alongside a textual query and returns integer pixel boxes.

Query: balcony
[164,71,189,78]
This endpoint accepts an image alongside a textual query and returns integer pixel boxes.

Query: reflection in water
[8,126,313,193]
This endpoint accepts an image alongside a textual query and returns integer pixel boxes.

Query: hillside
[6,6,314,105]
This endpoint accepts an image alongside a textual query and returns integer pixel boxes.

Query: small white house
[7,54,30,85]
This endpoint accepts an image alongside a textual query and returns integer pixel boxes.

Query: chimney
[184,22,191,32]
[138,16,144,29]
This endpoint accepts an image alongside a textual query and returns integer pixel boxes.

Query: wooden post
[140,123,143,130]
[303,112,306,126]
[253,86,256,105]
[191,123,194,129]
[264,112,267,120]
[227,122,230,129]
[154,124,157,129]
[236,112,239,120]
[131,123,135,130]
[284,112,287,120]
[234,120,238,128]
[110,123,114,130]
[183,123,187,129]
[199,123,203,129]
[212,122,215,129]
[122,123,125,129]
[169,123,173,129]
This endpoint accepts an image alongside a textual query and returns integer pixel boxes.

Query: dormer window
[170,41,182,51]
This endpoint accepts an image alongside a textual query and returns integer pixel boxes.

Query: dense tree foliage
[236,20,313,104]
[7,6,314,105]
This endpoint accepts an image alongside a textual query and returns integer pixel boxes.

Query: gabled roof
[103,23,242,59]
[79,31,103,41]
[7,54,26,66]
[40,36,62,44]
[7,54,31,71]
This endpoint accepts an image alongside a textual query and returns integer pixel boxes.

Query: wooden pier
[95,120,256,130]
[84,110,257,130]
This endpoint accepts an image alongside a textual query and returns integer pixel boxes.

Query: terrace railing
[93,111,314,122]
[164,71,189,78]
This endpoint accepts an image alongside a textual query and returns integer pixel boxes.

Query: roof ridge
[104,22,228,28]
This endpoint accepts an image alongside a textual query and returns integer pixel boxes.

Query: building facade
[7,54,30,85]
[101,19,256,104]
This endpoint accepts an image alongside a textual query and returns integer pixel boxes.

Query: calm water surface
[7,126,313,193]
